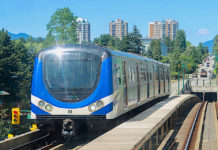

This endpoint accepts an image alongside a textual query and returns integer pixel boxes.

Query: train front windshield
[42,50,101,102]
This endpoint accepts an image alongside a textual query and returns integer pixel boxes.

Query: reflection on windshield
[43,51,101,92]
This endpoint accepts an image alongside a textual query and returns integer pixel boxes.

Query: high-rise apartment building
[109,19,128,40]
[148,19,178,40]
[76,18,90,44]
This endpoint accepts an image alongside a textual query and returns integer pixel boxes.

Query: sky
[0,0,218,45]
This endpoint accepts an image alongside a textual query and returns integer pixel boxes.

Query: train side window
[140,68,146,82]
[116,64,121,85]
[128,66,135,84]
[114,64,121,89]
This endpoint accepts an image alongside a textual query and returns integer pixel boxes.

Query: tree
[213,35,218,53]
[0,29,19,103]
[174,30,186,53]
[108,38,115,49]
[144,47,153,58]
[127,26,143,54]
[120,35,131,52]
[185,45,202,64]
[93,34,112,46]
[150,40,162,61]
[0,29,34,107]
[26,36,34,43]
[121,25,143,54]
[164,36,174,53]
[213,35,218,77]
[47,7,77,43]
[43,31,55,48]
[197,43,208,58]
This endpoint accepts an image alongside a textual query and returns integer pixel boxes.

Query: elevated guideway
[190,79,218,101]
[80,94,200,150]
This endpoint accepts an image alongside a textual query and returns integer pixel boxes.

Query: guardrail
[189,79,217,87]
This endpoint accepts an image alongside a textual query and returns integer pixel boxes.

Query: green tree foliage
[93,26,143,54]
[164,36,174,53]
[150,40,162,61]
[0,108,12,140]
[0,29,34,107]
[144,47,153,58]
[0,29,35,139]
[174,30,186,53]
[93,34,112,46]
[213,35,218,76]
[213,35,218,55]
[47,7,77,44]
[197,43,208,58]
[42,32,55,49]
[184,46,202,63]
[0,29,19,103]
[122,26,142,54]
[93,34,122,50]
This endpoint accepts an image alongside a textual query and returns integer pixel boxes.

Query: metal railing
[189,79,217,87]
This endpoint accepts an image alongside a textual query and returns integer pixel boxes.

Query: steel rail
[184,102,204,150]
[10,133,50,150]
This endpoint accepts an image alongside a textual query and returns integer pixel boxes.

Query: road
[197,55,215,79]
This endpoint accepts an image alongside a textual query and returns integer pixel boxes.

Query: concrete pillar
[170,117,173,129]
[149,139,152,150]
[216,92,218,102]
[166,121,168,133]
[161,125,164,141]
[155,131,158,148]
[142,143,145,150]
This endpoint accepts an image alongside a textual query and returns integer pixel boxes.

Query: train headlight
[45,104,53,112]
[88,104,96,112]
[96,100,104,108]
[38,101,45,107]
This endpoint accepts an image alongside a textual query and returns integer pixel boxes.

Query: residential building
[148,19,178,40]
[140,38,167,56]
[109,19,128,40]
[76,18,90,44]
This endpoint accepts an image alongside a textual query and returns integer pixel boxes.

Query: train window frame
[114,63,121,89]
[41,50,103,103]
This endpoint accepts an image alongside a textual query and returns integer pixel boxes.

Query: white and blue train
[31,44,170,134]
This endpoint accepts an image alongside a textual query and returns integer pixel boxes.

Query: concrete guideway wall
[80,94,200,150]
[0,129,41,149]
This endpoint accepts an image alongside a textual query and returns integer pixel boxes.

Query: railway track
[169,101,218,150]
[0,129,61,150]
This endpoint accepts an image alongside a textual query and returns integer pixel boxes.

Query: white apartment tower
[148,19,178,40]
[76,18,90,44]
[109,19,128,40]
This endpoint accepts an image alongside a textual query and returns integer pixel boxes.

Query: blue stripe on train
[31,103,50,115]
[91,102,113,115]
[31,57,113,109]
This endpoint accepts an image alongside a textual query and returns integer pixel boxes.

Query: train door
[146,65,149,98]
[168,69,170,93]
[136,63,140,102]
[153,64,155,97]
[163,68,165,94]
[122,61,128,107]
[158,66,160,95]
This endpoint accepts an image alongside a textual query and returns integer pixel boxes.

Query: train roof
[108,49,168,66]
[37,44,169,67]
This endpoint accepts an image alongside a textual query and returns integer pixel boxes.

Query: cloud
[196,28,211,35]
